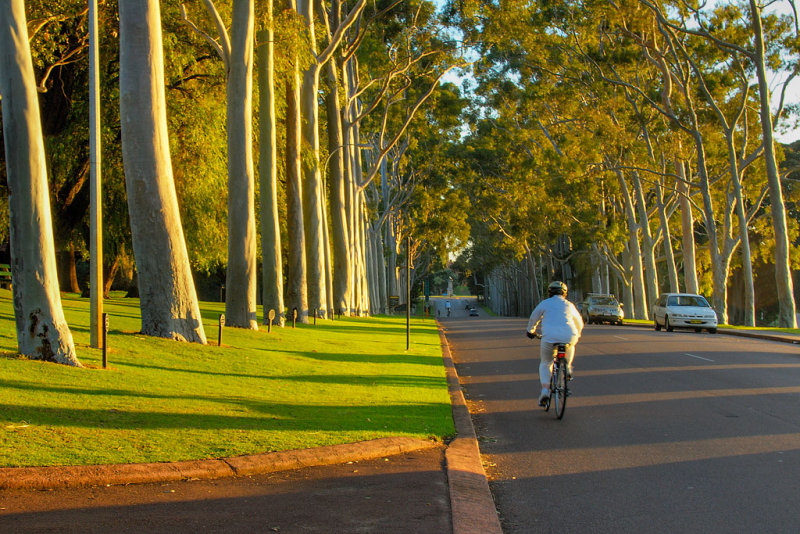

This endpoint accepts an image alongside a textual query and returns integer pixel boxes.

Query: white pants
[540,339,577,388]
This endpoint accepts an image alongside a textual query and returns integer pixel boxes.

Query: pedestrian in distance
[525,281,584,406]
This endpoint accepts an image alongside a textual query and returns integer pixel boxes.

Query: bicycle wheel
[553,359,567,419]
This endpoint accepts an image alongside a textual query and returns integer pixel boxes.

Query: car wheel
[665,316,674,332]
[654,319,661,331]
[695,328,702,333]
[708,328,717,334]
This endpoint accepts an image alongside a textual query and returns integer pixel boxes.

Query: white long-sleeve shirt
[526,295,584,344]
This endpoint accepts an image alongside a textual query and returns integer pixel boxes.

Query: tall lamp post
[89,0,103,348]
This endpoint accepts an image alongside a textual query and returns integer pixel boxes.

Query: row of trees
[0,0,468,365]
[447,0,799,327]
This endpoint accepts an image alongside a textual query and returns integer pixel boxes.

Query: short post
[102,313,109,369]
[406,235,411,351]
[268,309,275,333]
[218,314,225,346]
[292,308,298,328]
[313,308,317,325]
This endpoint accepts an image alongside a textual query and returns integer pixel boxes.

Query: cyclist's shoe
[538,388,550,406]
[567,365,574,380]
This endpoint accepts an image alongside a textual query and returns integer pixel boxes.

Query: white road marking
[685,353,714,362]
[613,335,629,341]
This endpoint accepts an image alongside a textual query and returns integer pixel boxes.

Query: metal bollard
[102,313,109,369]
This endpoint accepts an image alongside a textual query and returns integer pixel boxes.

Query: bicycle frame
[544,342,569,419]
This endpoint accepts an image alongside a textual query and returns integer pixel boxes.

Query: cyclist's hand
[526,331,536,339]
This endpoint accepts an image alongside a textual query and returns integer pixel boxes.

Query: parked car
[469,307,479,317]
[580,294,624,325]
[653,293,717,333]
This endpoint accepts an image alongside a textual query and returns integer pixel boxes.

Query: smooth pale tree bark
[257,0,284,325]
[297,0,328,319]
[615,169,648,319]
[631,171,658,313]
[749,0,797,328]
[0,0,80,365]
[285,11,309,323]
[655,180,680,293]
[183,0,257,328]
[676,159,699,294]
[119,0,206,343]
[223,0,258,328]
[324,56,352,315]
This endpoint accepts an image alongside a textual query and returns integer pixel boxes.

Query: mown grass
[623,317,800,334]
[0,289,453,468]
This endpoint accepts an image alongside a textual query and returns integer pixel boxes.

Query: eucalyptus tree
[0,0,80,365]
[119,0,207,343]
[257,0,284,325]
[638,0,798,326]
[182,0,258,329]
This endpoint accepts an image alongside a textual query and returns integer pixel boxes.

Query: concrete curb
[0,437,440,491]
[439,326,503,534]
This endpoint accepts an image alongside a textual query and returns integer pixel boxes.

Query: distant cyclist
[525,281,584,406]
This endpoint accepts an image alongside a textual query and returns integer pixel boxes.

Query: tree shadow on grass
[0,373,449,403]
[0,400,452,434]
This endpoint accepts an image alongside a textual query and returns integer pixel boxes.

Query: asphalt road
[443,315,800,533]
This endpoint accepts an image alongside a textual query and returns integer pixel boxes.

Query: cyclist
[525,281,584,406]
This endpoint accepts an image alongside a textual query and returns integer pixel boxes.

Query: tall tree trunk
[297,0,328,319]
[655,180,680,293]
[119,0,206,343]
[285,20,308,323]
[225,0,258,329]
[0,0,80,365]
[676,159,699,294]
[616,170,648,319]
[632,171,658,313]
[749,0,797,328]
[325,57,351,315]
[257,1,284,326]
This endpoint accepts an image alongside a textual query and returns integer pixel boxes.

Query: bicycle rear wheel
[552,359,567,419]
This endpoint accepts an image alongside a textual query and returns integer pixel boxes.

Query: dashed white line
[685,353,714,362]
[613,335,629,341]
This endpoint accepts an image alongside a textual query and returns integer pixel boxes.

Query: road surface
[444,316,800,533]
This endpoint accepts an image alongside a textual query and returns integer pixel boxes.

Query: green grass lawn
[0,290,453,468]
[623,317,800,334]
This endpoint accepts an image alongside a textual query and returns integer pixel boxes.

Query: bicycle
[543,342,570,420]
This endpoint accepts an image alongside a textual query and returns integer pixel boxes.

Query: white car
[653,293,717,333]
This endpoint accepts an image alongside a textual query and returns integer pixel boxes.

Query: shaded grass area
[0,290,453,467]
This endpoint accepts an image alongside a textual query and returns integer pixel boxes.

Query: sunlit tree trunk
[676,159,699,294]
[0,0,80,365]
[285,5,308,322]
[297,0,328,319]
[749,0,797,328]
[616,170,648,319]
[225,0,258,329]
[631,171,658,312]
[119,0,206,343]
[325,57,352,315]
[655,180,679,293]
[257,0,284,325]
